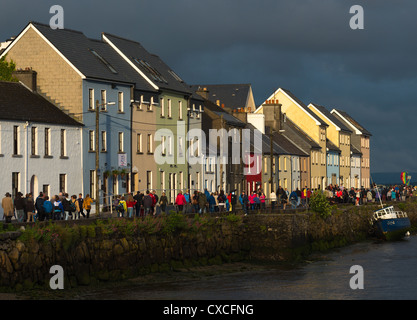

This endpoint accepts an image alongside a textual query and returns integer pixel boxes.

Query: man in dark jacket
[198,191,207,214]
[239,191,249,215]
[35,192,45,221]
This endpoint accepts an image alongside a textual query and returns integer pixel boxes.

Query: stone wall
[1,205,416,291]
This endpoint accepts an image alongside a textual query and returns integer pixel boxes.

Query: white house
[0,80,83,218]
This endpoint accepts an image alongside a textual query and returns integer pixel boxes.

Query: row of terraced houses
[0,22,371,215]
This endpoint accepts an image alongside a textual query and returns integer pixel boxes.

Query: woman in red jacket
[175,191,186,213]
[126,194,137,218]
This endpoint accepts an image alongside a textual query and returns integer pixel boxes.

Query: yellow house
[255,88,328,190]
[308,103,353,188]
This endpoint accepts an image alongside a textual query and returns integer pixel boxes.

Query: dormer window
[89,49,117,74]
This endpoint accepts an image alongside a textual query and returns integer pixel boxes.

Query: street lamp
[95,99,115,217]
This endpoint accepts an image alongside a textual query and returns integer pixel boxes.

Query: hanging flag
[401,171,411,185]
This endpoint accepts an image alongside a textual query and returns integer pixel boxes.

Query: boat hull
[373,217,411,241]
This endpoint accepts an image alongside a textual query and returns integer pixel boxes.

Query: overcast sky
[1,0,416,175]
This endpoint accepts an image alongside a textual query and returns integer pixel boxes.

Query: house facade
[1,22,134,209]
[331,109,371,188]
[255,89,328,190]
[103,33,194,203]
[0,81,82,217]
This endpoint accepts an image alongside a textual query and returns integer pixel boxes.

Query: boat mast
[371,175,384,209]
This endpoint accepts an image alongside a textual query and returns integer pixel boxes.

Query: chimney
[13,68,37,92]
[196,86,209,100]
[263,99,282,132]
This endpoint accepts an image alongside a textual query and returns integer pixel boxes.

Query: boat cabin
[372,205,408,221]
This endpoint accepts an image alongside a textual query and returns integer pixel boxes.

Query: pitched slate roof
[6,22,156,92]
[331,109,372,136]
[280,117,322,155]
[326,139,341,153]
[203,98,246,127]
[102,33,192,95]
[279,88,328,127]
[309,103,352,133]
[0,81,82,126]
[190,84,252,110]
[245,123,287,155]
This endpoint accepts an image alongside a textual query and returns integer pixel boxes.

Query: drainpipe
[24,121,29,195]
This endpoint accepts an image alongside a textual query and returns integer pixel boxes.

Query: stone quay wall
[1,204,416,291]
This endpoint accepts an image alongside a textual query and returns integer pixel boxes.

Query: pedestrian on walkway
[14,192,25,222]
[78,194,85,218]
[126,194,137,218]
[83,194,93,218]
[1,192,14,223]
[25,193,36,222]
[175,191,186,213]
[159,192,168,214]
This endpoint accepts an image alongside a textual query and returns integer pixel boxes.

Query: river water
[76,235,417,300]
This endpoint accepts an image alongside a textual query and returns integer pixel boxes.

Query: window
[179,101,183,120]
[12,172,19,198]
[60,129,66,157]
[133,58,167,83]
[178,136,183,157]
[118,132,124,153]
[147,134,152,153]
[89,130,95,151]
[118,92,124,113]
[31,127,37,156]
[59,174,66,193]
[89,89,94,110]
[146,171,152,190]
[42,184,50,197]
[89,49,118,74]
[101,90,107,111]
[167,135,172,156]
[13,125,19,155]
[101,131,107,152]
[168,99,172,118]
[90,170,96,197]
[44,128,50,156]
[161,136,166,156]
[160,98,165,117]
[137,133,142,153]
[168,69,184,83]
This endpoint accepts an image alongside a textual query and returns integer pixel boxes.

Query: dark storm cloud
[1,0,416,173]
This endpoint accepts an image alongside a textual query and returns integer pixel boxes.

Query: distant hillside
[371,172,417,186]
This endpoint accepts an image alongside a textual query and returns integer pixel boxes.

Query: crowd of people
[323,184,416,206]
[1,191,94,223]
[2,184,416,223]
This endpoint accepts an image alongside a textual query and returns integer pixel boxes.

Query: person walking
[42,196,53,220]
[159,192,168,214]
[35,192,45,221]
[77,194,86,218]
[126,194,137,218]
[25,193,36,222]
[83,194,93,218]
[2,192,14,223]
[239,191,249,216]
[53,195,64,220]
[143,190,153,216]
[198,190,208,214]
[71,195,80,219]
[289,190,298,209]
[175,191,186,213]
[270,190,277,211]
[14,192,25,222]
[217,190,227,212]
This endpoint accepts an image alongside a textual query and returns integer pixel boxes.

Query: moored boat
[371,205,411,241]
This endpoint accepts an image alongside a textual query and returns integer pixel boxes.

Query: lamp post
[95,99,115,217]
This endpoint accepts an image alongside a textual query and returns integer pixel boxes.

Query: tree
[310,190,335,219]
[0,55,18,82]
